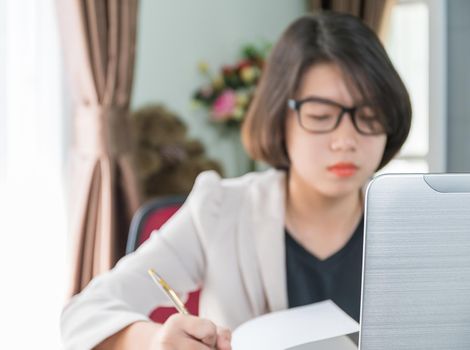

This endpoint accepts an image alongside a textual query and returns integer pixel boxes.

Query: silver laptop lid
[359,174,470,349]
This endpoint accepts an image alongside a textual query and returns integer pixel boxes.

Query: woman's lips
[327,163,358,177]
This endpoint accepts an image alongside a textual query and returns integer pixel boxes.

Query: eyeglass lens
[298,100,385,134]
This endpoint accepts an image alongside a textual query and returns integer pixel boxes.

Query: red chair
[126,195,200,322]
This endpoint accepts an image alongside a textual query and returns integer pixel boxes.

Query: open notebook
[231,300,359,350]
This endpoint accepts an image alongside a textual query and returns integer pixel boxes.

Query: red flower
[236,59,253,70]
[222,65,236,76]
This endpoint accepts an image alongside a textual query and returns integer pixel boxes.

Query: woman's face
[285,62,387,198]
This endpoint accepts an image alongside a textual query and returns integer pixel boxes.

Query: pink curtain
[57,0,141,295]
[309,0,390,33]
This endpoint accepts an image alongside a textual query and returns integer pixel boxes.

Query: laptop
[359,173,470,349]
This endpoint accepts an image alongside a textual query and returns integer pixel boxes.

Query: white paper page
[287,335,357,350]
[231,300,359,350]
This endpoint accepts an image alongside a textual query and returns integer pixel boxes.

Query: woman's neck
[285,170,363,259]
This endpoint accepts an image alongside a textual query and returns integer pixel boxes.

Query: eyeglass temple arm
[287,99,297,110]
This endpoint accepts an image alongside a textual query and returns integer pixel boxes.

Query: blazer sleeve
[60,171,223,350]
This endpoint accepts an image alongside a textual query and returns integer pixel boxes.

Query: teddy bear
[131,104,223,200]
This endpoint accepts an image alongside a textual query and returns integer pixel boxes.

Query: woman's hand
[94,315,231,350]
[151,314,232,350]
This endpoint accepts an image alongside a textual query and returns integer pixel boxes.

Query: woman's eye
[358,114,377,120]
[357,115,384,132]
[307,114,332,121]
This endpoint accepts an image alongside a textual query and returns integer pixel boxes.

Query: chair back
[126,195,200,322]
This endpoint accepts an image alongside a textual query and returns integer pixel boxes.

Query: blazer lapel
[237,202,267,316]
[252,170,288,312]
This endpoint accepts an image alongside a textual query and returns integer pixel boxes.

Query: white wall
[132,0,307,177]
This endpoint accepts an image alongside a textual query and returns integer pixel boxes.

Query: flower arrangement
[192,43,270,126]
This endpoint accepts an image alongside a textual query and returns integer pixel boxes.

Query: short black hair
[242,11,412,170]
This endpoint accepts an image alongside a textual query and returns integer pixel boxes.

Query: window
[380,0,446,174]
[0,0,68,347]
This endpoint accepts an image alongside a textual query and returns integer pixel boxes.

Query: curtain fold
[308,0,389,34]
[57,0,141,295]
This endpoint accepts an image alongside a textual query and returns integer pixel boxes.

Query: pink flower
[211,90,236,121]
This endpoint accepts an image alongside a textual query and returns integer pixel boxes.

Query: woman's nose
[330,113,358,151]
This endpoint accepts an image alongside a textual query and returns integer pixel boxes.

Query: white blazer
[61,169,289,350]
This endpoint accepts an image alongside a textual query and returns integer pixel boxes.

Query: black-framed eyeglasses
[288,97,386,135]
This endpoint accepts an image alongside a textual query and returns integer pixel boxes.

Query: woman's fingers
[180,338,217,350]
[216,327,232,350]
[181,315,218,347]
[157,314,231,349]
[162,313,218,347]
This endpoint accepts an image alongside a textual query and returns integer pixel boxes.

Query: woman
[61,11,411,350]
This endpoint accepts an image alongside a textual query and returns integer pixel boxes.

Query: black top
[285,216,364,322]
